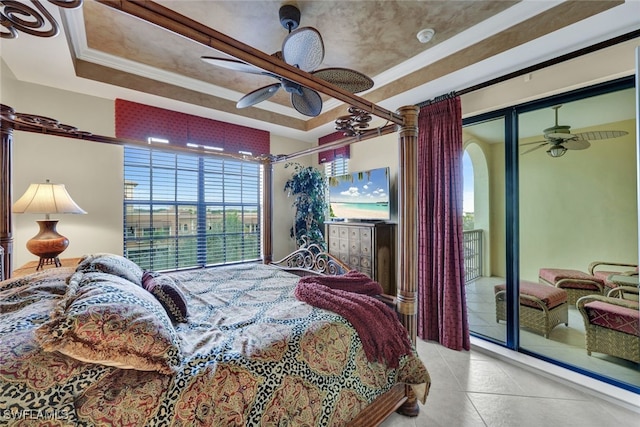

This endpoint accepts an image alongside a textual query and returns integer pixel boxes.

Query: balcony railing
[463,229,483,283]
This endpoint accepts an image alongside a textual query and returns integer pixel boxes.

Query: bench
[495,280,568,338]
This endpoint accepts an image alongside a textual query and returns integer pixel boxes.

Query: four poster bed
[0,1,425,425]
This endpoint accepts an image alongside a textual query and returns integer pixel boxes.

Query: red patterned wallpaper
[115,99,270,155]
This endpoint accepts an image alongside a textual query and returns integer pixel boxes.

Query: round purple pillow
[142,271,188,323]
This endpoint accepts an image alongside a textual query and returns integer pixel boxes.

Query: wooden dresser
[325,222,396,294]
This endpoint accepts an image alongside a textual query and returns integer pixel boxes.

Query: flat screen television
[327,167,391,221]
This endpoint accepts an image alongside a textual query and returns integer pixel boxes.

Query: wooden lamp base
[25,220,69,270]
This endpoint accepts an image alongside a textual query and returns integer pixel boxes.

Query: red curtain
[417,96,470,350]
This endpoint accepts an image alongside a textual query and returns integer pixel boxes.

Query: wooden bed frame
[0,1,421,424]
[269,244,420,423]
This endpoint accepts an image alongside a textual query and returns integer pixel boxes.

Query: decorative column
[396,105,419,343]
[0,104,15,279]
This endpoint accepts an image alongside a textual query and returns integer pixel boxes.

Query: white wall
[519,119,637,280]
[2,61,123,268]
[269,135,315,260]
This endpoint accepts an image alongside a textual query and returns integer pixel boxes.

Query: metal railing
[463,229,483,283]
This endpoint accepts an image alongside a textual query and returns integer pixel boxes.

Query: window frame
[123,145,262,271]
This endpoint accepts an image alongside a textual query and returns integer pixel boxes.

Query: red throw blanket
[294,270,412,368]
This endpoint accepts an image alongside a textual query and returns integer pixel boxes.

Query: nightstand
[12,257,83,278]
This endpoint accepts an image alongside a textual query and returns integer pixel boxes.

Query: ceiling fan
[201,5,374,117]
[520,105,628,158]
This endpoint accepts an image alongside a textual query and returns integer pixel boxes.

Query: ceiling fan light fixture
[417,28,435,43]
[547,145,567,158]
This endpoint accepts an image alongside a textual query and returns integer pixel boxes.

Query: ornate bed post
[0,104,15,280]
[261,158,273,264]
[396,105,419,343]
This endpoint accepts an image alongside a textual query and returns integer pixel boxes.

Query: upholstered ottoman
[538,268,605,305]
[495,280,568,338]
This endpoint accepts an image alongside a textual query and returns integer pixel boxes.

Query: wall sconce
[13,179,86,270]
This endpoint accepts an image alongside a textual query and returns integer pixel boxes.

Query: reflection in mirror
[518,87,638,388]
[463,117,506,344]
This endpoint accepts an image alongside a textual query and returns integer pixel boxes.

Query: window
[324,157,349,177]
[124,146,262,270]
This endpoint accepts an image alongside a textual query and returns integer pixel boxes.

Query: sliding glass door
[463,115,507,345]
[517,82,638,389]
[465,77,639,392]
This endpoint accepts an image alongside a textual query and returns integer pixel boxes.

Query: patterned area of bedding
[0,262,429,426]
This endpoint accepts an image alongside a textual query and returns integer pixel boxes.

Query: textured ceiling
[69,1,624,133]
[81,0,516,106]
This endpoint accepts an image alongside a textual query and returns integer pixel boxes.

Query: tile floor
[380,339,640,427]
[465,277,640,387]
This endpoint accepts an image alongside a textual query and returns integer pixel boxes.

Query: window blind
[124,146,262,270]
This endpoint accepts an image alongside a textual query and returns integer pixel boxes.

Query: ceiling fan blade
[572,130,628,140]
[282,27,324,72]
[312,68,374,93]
[291,87,322,117]
[237,83,281,109]
[520,142,548,155]
[201,56,267,75]
[545,132,578,141]
[520,139,548,146]
[563,139,591,150]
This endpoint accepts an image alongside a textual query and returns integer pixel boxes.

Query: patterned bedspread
[0,262,429,426]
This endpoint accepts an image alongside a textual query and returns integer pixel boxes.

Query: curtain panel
[115,99,270,156]
[417,96,470,350]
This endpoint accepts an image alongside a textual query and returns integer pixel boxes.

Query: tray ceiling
[1,0,636,141]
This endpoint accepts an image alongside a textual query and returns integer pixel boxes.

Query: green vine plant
[283,162,328,250]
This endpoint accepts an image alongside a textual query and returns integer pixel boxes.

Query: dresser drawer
[349,254,361,267]
[325,222,396,294]
[359,241,372,257]
[338,226,349,239]
[329,238,341,253]
[337,253,350,265]
[359,256,372,270]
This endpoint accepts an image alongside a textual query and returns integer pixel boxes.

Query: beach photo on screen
[328,167,390,220]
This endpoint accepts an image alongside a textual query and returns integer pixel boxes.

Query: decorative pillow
[142,271,189,323]
[35,271,182,375]
[76,253,144,286]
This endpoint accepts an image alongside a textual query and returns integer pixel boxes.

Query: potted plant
[283,162,328,249]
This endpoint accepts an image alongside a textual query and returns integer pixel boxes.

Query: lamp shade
[13,180,86,270]
[13,180,86,217]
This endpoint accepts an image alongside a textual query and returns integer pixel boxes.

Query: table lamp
[13,179,87,270]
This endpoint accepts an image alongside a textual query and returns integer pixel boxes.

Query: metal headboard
[270,243,350,276]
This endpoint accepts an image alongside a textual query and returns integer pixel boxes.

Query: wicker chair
[539,260,637,305]
[588,261,638,292]
[577,286,640,363]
